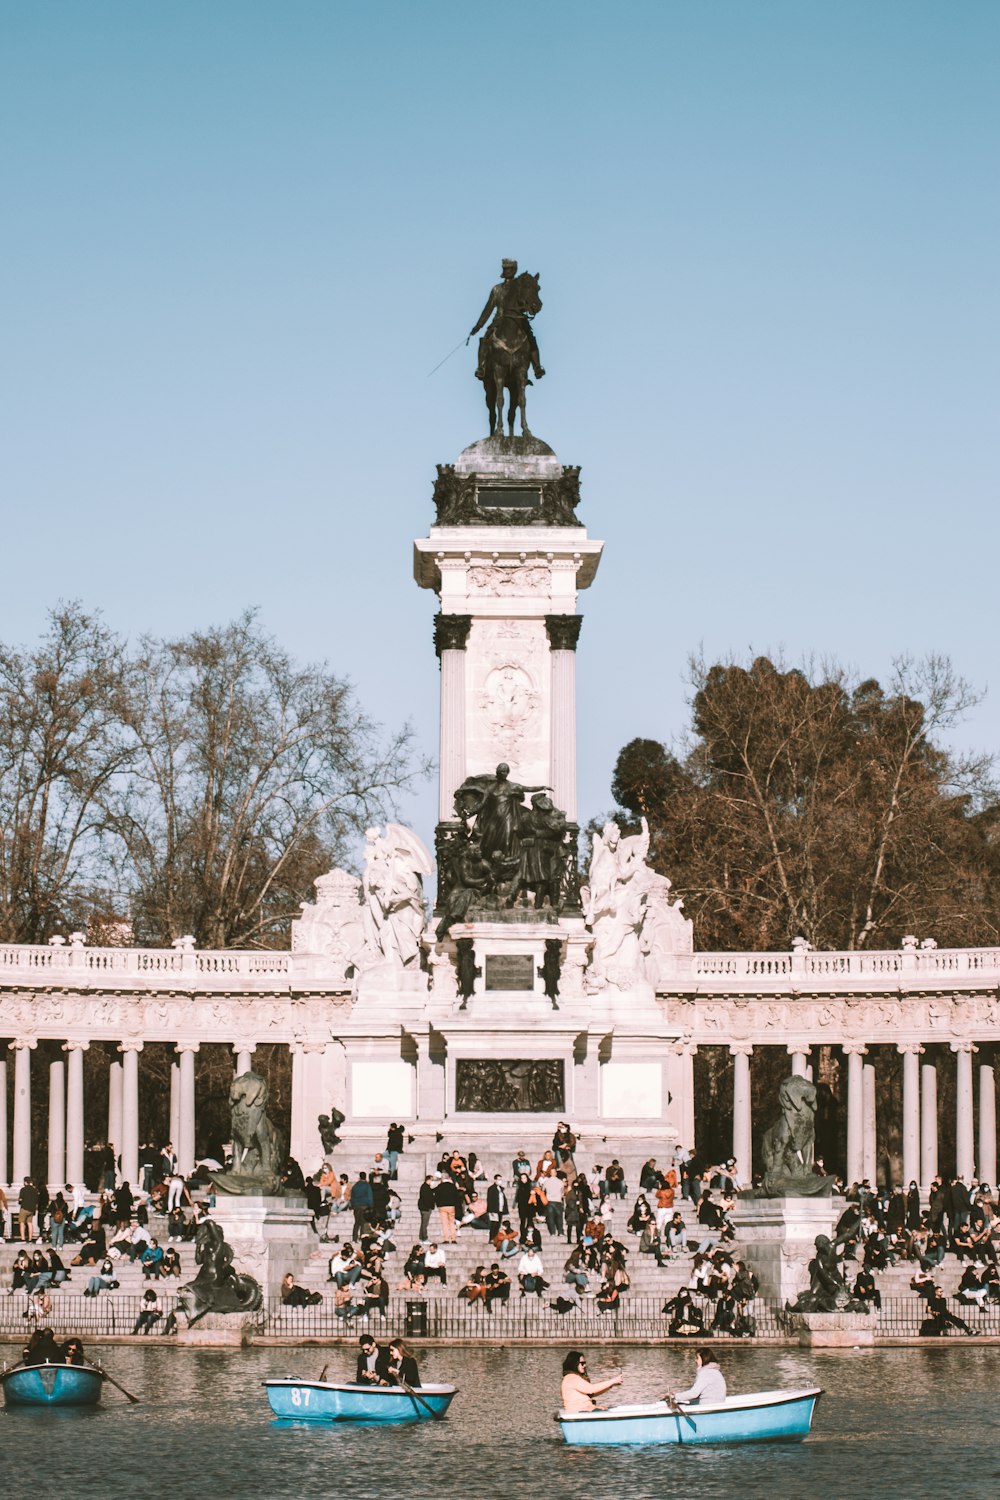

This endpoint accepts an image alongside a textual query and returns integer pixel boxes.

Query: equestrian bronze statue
[469,258,544,438]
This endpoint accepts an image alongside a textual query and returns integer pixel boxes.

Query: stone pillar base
[784,1310,878,1347]
[732,1196,840,1303]
[172,1323,248,1347]
[210,1195,316,1296]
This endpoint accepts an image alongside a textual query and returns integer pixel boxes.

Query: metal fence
[0,1292,180,1338]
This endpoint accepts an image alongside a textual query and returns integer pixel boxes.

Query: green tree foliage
[611,654,998,951]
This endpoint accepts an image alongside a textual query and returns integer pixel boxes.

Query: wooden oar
[95,1363,141,1404]
[318,1363,329,1383]
[401,1379,444,1421]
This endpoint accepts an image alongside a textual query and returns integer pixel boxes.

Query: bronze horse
[483,272,542,438]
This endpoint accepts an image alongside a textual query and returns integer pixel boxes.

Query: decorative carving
[584,816,691,990]
[538,939,562,1009]
[454,937,480,1008]
[544,615,583,651]
[455,1058,565,1112]
[478,664,540,760]
[433,613,472,655]
[431,463,582,527]
[318,1106,346,1154]
[291,868,364,980]
[468,563,550,595]
[361,824,433,970]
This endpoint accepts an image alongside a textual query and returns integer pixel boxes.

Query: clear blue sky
[2,1,997,853]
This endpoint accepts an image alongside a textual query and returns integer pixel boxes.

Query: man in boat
[560,1350,623,1412]
[355,1332,386,1385]
[665,1347,727,1405]
[22,1326,62,1364]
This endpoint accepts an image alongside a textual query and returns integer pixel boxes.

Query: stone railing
[0,932,998,999]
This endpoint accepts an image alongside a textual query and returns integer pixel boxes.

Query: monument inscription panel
[455,1059,565,1112]
[484,953,535,991]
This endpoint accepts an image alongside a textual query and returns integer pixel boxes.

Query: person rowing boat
[560,1349,623,1412]
[664,1347,727,1406]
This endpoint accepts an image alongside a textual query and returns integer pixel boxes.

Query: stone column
[898,1043,922,1189]
[979,1064,997,1191]
[234,1044,255,1077]
[169,1062,180,1150]
[862,1062,877,1184]
[0,1056,7,1185]
[107,1060,123,1163]
[47,1059,66,1191]
[119,1043,142,1187]
[176,1044,199,1175]
[291,1042,329,1174]
[63,1042,87,1189]
[921,1061,938,1186]
[730,1044,753,1184]
[545,615,583,821]
[952,1041,976,1184]
[434,614,471,822]
[11,1040,35,1183]
[843,1043,867,1186]
[788,1048,808,1078]
[670,1042,697,1153]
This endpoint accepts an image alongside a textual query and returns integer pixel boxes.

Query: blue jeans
[386,1151,399,1179]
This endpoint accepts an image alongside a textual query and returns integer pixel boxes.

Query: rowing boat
[557,1386,823,1445]
[1,1361,104,1408]
[264,1378,457,1423]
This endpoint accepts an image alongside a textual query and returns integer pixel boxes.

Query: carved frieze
[467,563,551,596]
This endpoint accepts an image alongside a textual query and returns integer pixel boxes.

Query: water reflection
[2,1343,999,1499]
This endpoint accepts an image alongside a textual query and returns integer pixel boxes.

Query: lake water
[3,1342,999,1499]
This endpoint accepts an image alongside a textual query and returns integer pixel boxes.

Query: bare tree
[108,611,426,948]
[0,605,134,941]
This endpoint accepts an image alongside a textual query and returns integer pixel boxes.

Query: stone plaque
[477,485,541,510]
[456,1059,565,1113]
[484,953,535,991]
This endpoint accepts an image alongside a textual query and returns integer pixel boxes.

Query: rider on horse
[470,259,545,384]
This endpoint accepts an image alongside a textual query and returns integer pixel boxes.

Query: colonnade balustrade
[715,1039,996,1190]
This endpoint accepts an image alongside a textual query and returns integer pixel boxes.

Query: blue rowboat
[2,1361,104,1408]
[264,1379,457,1423]
[557,1386,822,1446]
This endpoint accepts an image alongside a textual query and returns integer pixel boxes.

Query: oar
[401,1379,444,1422]
[318,1363,329,1383]
[666,1393,696,1436]
[95,1363,141,1404]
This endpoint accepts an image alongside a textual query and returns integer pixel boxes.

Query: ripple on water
[2,1343,998,1500]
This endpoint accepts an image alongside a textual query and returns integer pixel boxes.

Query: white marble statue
[361,823,433,970]
[584,817,692,990]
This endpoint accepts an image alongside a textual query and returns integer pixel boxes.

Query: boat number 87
[291,1388,311,1406]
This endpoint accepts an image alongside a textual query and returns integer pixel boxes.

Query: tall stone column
[898,1043,922,1189]
[47,1059,66,1191]
[63,1042,87,1189]
[0,1056,8,1185]
[979,1064,997,1190]
[234,1043,256,1077]
[545,615,583,820]
[862,1062,877,1184]
[730,1044,753,1184]
[107,1060,123,1164]
[921,1061,938,1186]
[119,1043,143,1187]
[169,1062,180,1150]
[434,615,471,822]
[952,1041,976,1183]
[176,1044,199,1175]
[669,1042,697,1153]
[788,1048,808,1078]
[11,1040,35,1183]
[843,1043,867,1186]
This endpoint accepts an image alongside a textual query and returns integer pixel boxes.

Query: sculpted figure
[786,1234,867,1314]
[361,823,433,968]
[212,1070,286,1196]
[435,836,493,942]
[510,793,569,911]
[164,1218,262,1331]
[585,818,650,980]
[468,259,544,438]
[759,1076,836,1197]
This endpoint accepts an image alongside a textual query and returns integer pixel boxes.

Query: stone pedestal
[210,1195,316,1296]
[732,1196,840,1303]
[784,1310,879,1347]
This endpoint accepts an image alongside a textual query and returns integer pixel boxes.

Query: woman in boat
[61,1336,86,1365]
[666,1348,727,1406]
[560,1350,623,1412]
[383,1339,420,1388]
